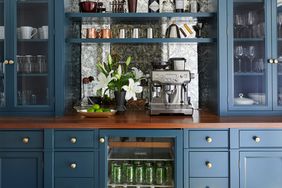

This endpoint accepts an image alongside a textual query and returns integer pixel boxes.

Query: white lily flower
[122,78,143,101]
[132,67,143,80]
[93,72,114,94]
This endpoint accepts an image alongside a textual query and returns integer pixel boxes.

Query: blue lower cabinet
[190,152,229,178]
[55,152,94,178]
[190,178,229,188]
[0,152,43,188]
[55,178,94,188]
[240,152,282,188]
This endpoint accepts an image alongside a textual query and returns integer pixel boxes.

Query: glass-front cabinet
[227,0,282,112]
[0,0,54,114]
[99,130,183,188]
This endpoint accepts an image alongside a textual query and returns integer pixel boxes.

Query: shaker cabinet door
[0,152,43,188]
[240,152,282,188]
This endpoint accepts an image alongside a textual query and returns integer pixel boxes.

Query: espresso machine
[149,59,194,115]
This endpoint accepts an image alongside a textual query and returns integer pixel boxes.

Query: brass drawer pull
[206,137,213,143]
[206,161,213,169]
[8,60,14,65]
[22,137,29,144]
[70,137,77,144]
[3,60,8,65]
[99,137,105,143]
[70,163,77,169]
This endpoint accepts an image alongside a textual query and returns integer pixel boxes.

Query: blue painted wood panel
[55,178,94,188]
[190,178,229,188]
[189,130,229,148]
[55,152,94,178]
[240,152,282,188]
[0,152,43,188]
[190,152,229,178]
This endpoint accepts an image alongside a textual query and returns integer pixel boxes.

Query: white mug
[20,26,37,39]
[147,28,153,38]
[0,26,4,40]
[119,29,125,38]
[132,28,139,38]
[39,26,48,39]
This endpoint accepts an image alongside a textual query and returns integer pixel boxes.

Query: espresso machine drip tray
[150,104,194,115]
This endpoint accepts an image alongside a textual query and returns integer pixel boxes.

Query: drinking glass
[247,46,256,72]
[234,14,245,38]
[247,11,256,37]
[235,45,244,72]
[278,13,282,38]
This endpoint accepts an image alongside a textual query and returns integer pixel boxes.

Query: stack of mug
[17,25,48,39]
[0,26,4,39]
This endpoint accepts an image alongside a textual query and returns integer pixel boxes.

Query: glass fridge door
[229,0,271,110]
[15,0,50,107]
[0,0,5,108]
[107,137,174,188]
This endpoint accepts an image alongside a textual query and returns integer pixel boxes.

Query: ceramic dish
[248,93,266,105]
[234,93,255,105]
[74,106,116,118]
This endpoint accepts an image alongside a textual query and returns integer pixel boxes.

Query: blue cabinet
[0,0,56,115]
[219,0,282,115]
[240,152,282,188]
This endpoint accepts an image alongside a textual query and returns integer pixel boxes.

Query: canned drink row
[110,161,173,185]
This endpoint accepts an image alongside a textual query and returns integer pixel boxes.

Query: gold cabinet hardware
[22,137,29,144]
[253,136,261,143]
[206,137,213,143]
[268,59,274,64]
[206,161,213,169]
[99,137,105,143]
[274,59,279,64]
[70,137,77,144]
[3,60,8,65]
[8,60,14,64]
[70,163,77,169]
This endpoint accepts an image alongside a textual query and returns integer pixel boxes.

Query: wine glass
[278,13,282,38]
[235,45,244,72]
[247,11,256,38]
[234,14,246,38]
[247,46,256,72]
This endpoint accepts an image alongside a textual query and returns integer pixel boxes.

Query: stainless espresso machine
[149,69,194,115]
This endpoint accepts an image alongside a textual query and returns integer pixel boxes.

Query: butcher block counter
[0,110,282,129]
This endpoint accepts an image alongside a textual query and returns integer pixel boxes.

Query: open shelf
[66,12,216,21]
[66,38,216,44]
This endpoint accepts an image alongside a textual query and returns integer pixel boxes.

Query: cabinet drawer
[240,130,282,148]
[189,131,229,148]
[190,178,228,188]
[55,152,94,177]
[55,178,94,188]
[190,152,228,177]
[55,130,95,148]
[0,131,43,148]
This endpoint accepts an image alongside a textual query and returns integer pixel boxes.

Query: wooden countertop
[1,110,282,129]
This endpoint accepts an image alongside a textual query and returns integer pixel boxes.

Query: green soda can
[126,163,134,184]
[145,162,154,185]
[111,161,118,182]
[155,162,165,185]
[135,162,144,184]
[112,164,122,184]
[121,161,129,183]
[165,162,173,185]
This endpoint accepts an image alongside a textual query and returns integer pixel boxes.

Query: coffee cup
[39,26,48,39]
[132,28,139,38]
[20,26,37,39]
[0,26,4,39]
[119,29,125,38]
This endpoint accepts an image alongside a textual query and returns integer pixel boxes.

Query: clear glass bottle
[190,0,198,13]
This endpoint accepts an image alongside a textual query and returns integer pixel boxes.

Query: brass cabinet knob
[274,59,279,64]
[268,59,274,64]
[253,136,261,143]
[206,137,213,143]
[99,138,105,143]
[8,60,14,65]
[70,137,77,144]
[22,137,29,144]
[206,161,213,169]
[3,60,8,65]
[70,163,77,169]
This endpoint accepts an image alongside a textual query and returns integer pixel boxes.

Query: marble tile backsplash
[64,0,217,112]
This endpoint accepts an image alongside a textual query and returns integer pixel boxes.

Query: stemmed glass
[234,14,245,38]
[247,46,256,72]
[247,11,256,38]
[235,45,244,72]
[278,13,282,38]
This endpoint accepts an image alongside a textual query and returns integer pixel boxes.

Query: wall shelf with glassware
[66,38,216,44]
[66,12,216,21]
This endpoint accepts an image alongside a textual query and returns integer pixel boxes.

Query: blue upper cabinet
[220,0,282,115]
[0,0,55,115]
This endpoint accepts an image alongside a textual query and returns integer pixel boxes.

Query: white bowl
[248,93,266,105]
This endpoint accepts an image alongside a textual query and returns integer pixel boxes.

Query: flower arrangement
[94,54,143,101]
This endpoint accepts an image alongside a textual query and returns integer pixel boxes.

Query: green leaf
[125,56,132,67]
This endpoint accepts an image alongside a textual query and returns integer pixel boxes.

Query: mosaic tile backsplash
[64,0,217,112]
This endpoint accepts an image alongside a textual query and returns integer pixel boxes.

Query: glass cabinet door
[15,0,51,108]
[229,0,271,110]
[99,130,183,188]
[0,0,5,108]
